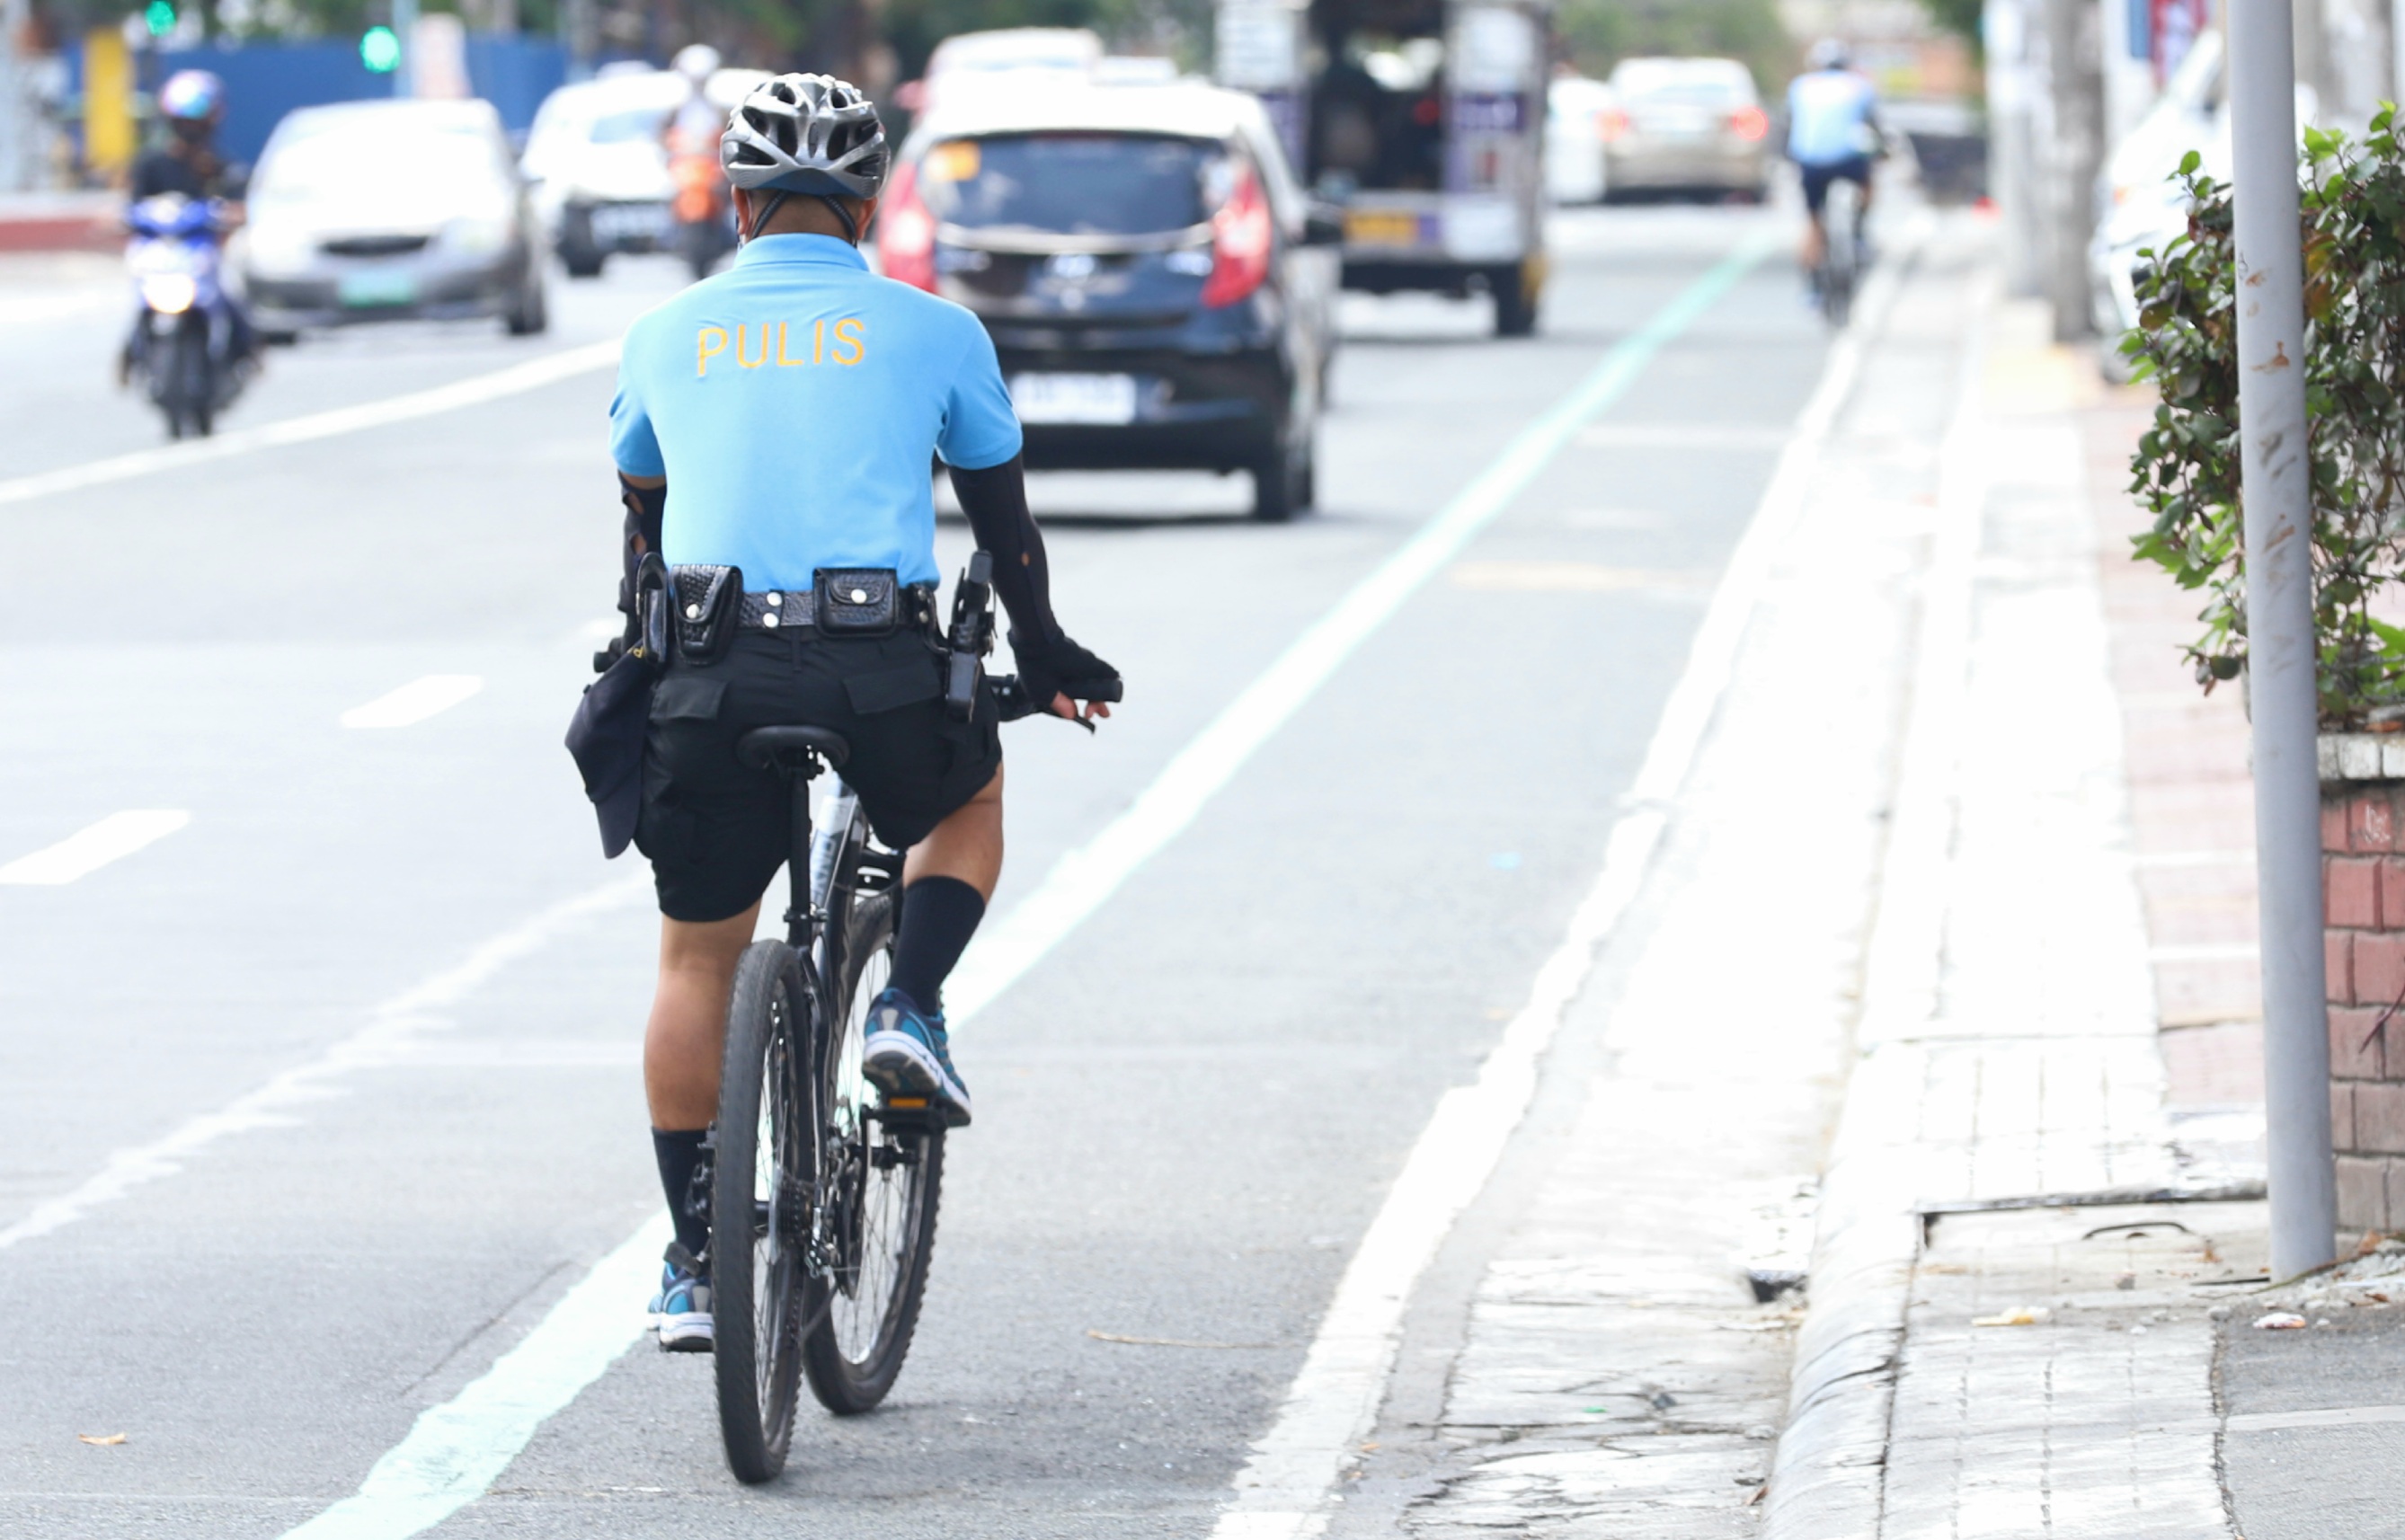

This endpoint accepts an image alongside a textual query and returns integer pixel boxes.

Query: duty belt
[732,585,940,633]
[737,589,815,631]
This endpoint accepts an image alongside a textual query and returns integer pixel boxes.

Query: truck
[1215,0,1550,336]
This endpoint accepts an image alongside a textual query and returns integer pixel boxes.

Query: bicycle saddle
[736,724,851,773]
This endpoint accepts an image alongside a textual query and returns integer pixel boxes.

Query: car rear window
[918,133,1220,236]
[1613,64,1754,106]
[590,108,667,144]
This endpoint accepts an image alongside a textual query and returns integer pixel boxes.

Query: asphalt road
[0,206,1828,1536]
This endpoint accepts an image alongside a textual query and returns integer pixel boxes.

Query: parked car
[1600,56,1770,201]
[2089,31,2226,350]
[238,99,546,335]
[881,78,1343,520]
[1546,73,1614,204]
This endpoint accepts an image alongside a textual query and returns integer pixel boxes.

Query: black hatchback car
[879,80,1340,519]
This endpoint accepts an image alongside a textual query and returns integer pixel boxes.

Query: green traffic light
[360,24,401,72]
[144,0,175,36]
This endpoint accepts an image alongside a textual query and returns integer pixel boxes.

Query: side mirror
[1302,204,1345,246]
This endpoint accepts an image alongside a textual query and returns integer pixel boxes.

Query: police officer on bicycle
[606,74,1120,1350]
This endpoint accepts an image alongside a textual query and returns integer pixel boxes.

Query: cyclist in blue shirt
[1785,40,1883,285]
[607,74,1120,1350]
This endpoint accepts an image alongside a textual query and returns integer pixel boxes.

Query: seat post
[784,763,816,948]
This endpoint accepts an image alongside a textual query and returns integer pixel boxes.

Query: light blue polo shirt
[1786,69,1877,166]
[609,234,1023,590]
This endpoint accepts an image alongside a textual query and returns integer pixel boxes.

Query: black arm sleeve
[617,474,666,623]
[946,455,1062,648]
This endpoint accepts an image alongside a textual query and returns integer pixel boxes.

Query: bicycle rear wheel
[713,939,812,1482]
[1821,181,1860,328]
[802,815,944,1413]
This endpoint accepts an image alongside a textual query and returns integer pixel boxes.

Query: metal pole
[2230,0,2339,1278]
[0,0,27,191]
[394,0,418,99]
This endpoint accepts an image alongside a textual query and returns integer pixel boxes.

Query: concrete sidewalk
[1767,262,2405,1537]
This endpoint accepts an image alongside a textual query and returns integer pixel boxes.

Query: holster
[671,563,743,663]
[565,554,669,860]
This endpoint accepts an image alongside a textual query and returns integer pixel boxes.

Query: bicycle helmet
[158,69,225,125]
[1807,38,1852,71]
[720,73,887,243]
[673,43,721,83]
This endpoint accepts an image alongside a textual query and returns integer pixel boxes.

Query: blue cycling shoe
[646,1242,714,1353]
[860,988,972,1128]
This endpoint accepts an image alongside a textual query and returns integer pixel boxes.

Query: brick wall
[2324,781,2405,1231]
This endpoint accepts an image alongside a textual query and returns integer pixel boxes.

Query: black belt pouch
[814,568,901,635]
[671,564,743,663]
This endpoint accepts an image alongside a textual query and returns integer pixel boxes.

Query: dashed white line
[341,675,484,730]
[0,810,191,886]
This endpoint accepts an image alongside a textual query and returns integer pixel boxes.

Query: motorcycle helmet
[1807,39,1852,71]
[720,74,887,241]
[674,43,723,83]
[158,69,225,126]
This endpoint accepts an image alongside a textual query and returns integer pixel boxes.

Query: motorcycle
[666,124,733,282]
[125,193,249,439]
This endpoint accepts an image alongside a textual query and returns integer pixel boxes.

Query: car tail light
[1598,107,1629,142]
[878,160,937,292]
[1202,164,1273,309]
[1727,104,1769,141]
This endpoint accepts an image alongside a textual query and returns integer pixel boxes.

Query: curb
[1761,265,1995,1540]
[0,192,124,253]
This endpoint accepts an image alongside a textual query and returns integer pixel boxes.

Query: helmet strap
[812,193,859,245]
[745,190,792,243]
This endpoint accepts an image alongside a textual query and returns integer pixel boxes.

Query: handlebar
[991,673,1122,732]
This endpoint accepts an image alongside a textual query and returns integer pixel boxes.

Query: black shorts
[635,629,1003,923]
[1800,155,1873,216]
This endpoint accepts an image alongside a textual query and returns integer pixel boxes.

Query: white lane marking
[281,1217,671,1540]
[0,340,620,510]
[2227,1403,2405,1433]
[0,810,191,886]
[0,875,650,1252]
[1211,235,1908,1540]
[943,232,1778,1027]
[270,235,1779,1540]
[341,675,484,730]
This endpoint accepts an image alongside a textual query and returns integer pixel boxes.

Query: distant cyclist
[1785,40,1882,291]
[608,74,1121,1350]
[123,68,258,376]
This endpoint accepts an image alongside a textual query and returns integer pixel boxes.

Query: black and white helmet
[720,73,888,199]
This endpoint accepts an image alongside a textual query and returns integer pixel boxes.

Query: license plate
[1345,209,1424,248]
[1011,372,1138,426]
[338,268,417,307]
[591,203,669,242]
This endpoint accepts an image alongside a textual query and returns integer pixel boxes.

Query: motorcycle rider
[122,69,258,380]
[662,43,732,278]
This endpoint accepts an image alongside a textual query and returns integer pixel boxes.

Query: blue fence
[149,37,571,165]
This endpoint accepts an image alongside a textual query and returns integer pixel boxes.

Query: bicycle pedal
[885,1096,929,1110]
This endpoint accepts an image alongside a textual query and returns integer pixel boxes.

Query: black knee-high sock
[651,1128,711,1261]
[888,876,987,1017]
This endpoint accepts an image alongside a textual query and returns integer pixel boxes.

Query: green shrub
[2125,113,2405,729]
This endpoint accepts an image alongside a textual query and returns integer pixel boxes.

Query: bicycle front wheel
[713,940,811,1482]
[802,828,943,1413]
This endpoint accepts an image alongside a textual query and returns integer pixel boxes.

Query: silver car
[238,99,548,337]
[1601,57,1771,201]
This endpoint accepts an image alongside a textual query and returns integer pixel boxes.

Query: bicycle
[1815,176,1866,328]
[707,721,936,1482]
[706,672,1104,1482]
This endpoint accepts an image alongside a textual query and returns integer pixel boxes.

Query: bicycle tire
[802,812,944,1414]
[713,939,812,1482]
[1820,182,1860,329]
